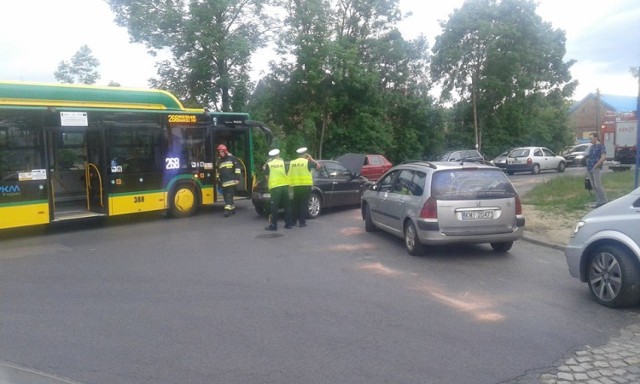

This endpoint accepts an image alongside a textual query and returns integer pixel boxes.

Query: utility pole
[595,89,601,138]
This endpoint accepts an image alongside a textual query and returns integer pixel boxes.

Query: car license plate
[461,210,494,221]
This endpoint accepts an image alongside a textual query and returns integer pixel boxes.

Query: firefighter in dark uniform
[216,144,241,217]
[288,147,319,227]
[263,149,292,230]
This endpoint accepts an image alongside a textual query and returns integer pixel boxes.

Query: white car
[506,146,566,175]
[565,187,640,307]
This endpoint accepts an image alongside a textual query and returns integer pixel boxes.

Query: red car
[337,153,393,181]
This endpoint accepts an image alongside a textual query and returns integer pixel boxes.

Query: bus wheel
[171,184,198,218]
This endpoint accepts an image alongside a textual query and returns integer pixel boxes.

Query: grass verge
[521,168,638,214]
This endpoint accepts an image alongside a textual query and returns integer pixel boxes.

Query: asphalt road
[0,198,639,384]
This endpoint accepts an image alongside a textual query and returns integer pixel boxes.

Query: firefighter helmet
[217,144,228,153]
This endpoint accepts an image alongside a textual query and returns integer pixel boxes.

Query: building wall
[568,96,612,141]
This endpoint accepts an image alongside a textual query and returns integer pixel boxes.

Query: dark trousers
[292,186,311,225]
[269,186,292,228]
[223,185,235,211]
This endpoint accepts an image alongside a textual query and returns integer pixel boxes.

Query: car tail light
[420,196,438,219]
[515,194,522,215]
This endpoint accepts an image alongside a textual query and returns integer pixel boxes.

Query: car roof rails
[459,157,492,166]
[400,160,438,169]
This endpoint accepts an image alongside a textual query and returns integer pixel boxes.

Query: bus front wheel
[171,184,198,218]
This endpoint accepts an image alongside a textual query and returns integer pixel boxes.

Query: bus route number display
[168,115,197,124]
[165,157,180,170]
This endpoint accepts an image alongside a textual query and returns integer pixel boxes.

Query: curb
[522,231,567,252]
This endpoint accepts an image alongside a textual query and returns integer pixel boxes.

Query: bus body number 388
[133,196,145,203]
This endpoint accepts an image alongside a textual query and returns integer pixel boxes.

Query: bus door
[48,112,106,221]
[211,128,250,198]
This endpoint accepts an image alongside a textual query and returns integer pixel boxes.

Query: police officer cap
[268,149,280,157]
[296,147,308,155]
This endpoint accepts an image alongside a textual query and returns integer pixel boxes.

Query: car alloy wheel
[307,192,322,218]
[404,221,425,256]
[588,245,640,308]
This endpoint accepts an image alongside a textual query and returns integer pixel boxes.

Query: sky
[1,0,639,100]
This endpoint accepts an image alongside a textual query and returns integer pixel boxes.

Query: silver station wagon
[361,161,525,255]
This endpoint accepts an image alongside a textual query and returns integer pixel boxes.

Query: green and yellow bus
[0,81,272,230]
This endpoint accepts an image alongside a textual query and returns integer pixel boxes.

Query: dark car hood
[336,153,366,175]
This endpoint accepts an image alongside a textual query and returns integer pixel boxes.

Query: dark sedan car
[252,160,370,218]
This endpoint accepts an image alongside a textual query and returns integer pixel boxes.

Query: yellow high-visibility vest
[266,158,289,189]
[288,158,313,187]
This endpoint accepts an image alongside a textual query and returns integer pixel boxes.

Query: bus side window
[107,116,163,174]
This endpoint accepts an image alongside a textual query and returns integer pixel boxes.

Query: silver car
[361,161,525,255]
[563,143,592,167]
[490,150,511,170]
[565,187,640,308]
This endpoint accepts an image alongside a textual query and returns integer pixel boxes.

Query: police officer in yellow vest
[263,149,293,231]
[288,147,320,227]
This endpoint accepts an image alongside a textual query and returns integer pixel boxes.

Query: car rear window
[510,149,530,157]
[369,156,383,165]
[437,152,454,161]
[431,169,517,200]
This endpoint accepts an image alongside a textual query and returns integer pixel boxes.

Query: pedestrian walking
[288,147,320,227]
[586,132,607,208]
[263,149,292,230]
[216,144,241,217]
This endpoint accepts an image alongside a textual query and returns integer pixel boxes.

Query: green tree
[431,0,576,154]
[107,0,277,111]
[250,0,439,162]
[54,45,101,84]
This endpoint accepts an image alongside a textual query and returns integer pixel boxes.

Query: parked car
[565,187,640,308]
[615,146,637,165]
[361,161,525,255]
[434,149,484,163]
[505,147,566,175]
[563,143,592,166]
[337,153,392,181]
[560,144,577,156]
[252,159,370,218]
[490,150,511,170]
